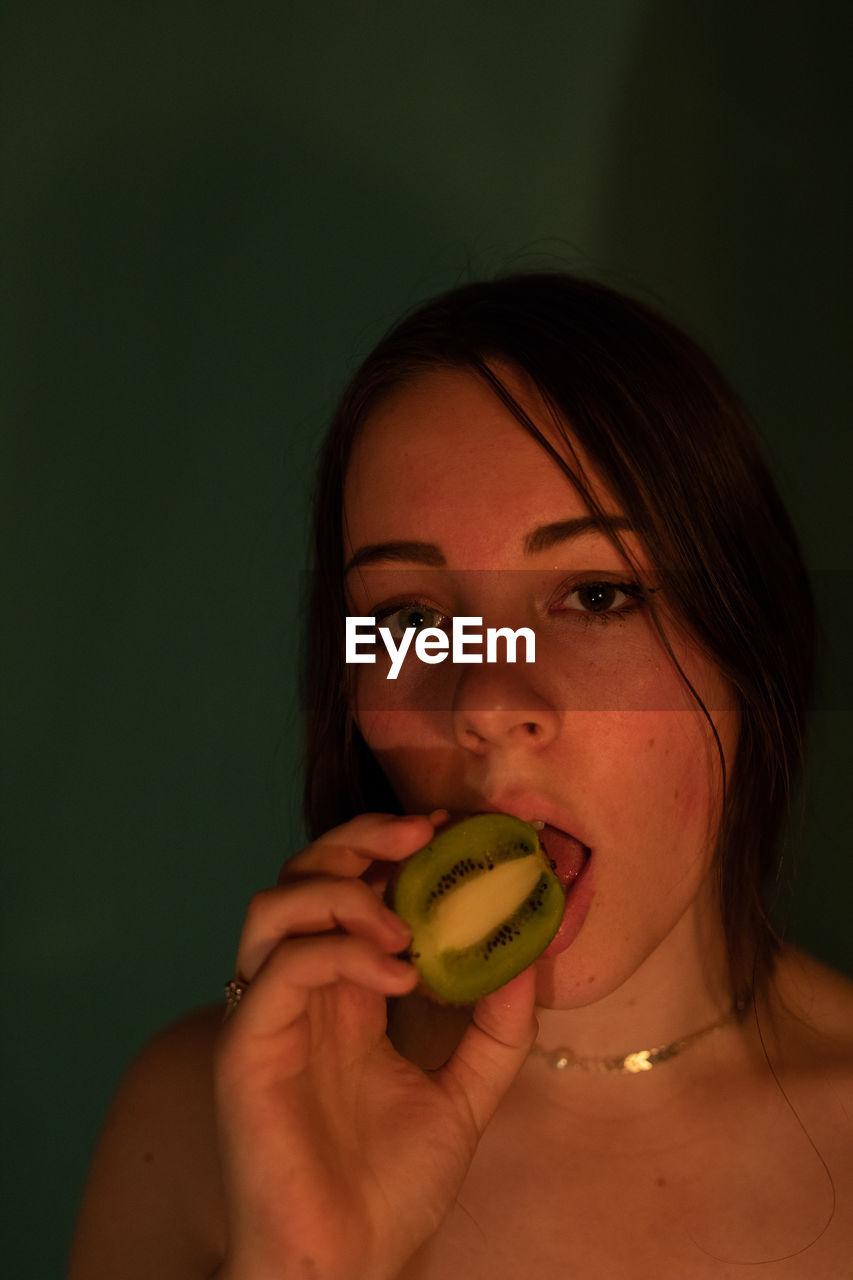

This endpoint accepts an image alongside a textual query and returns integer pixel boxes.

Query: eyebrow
[522,515,632,555]
[344,515,632,574]
[345,540,447,574]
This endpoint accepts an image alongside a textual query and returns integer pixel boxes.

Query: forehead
[343,367,620,566]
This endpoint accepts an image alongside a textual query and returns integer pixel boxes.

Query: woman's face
[343,367,737,1008]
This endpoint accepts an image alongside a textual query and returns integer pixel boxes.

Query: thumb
[436,966,538,1134]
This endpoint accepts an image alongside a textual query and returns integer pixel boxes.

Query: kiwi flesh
[391,814,565,1004]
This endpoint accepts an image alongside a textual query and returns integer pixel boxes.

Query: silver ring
[224,976,249,1014]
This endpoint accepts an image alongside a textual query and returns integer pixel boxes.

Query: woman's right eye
[374,604,447,640]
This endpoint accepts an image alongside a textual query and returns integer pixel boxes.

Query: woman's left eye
[558,581,643,617]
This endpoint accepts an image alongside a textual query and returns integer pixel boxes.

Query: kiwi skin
[391,814,565,1005]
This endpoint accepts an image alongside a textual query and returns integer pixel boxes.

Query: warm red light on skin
[344,366,737,1035]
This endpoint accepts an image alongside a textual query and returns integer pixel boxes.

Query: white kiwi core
[425,854,543,951]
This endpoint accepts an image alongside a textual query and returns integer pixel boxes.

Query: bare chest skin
[184,952,853,1280]
[394,1045,853,1280]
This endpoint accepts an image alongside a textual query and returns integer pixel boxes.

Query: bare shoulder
[67,1004,226,1280]
[770,945,853,1085]
[773,946,853,1036]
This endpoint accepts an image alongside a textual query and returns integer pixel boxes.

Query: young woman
[68,274,853,1279]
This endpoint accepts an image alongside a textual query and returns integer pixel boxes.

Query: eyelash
[551,579,650,626]
[372,602,449,638]
[372,579,654,635]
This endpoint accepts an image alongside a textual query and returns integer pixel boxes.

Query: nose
[451,666,560,755]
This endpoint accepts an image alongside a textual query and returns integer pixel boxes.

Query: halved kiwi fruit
[391,814,565,1004]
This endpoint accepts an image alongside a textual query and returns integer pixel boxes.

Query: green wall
[3,3,850,1275]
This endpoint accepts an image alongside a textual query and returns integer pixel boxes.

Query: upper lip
[448,797,593,850]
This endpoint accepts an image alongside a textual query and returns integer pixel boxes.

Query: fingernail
[428,808,450,824]
[383,956,416,982]
[385,912,412,940]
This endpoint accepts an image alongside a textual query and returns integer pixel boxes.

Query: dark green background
[3,3,851,1275]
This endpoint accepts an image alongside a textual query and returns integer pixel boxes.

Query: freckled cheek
[636,712,731,851]
[355,707,419,753]
[353,666,452,744]
[373,742,456,813]
[535,632,700,714]
[534,635,634,712]
[351,662,459,719]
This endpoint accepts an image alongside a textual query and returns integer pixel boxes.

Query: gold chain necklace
[529,995,750,1075]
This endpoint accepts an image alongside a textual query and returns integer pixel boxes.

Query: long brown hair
[302,272,815,995]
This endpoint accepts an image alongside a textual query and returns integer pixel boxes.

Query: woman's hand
[213,812,537,1280]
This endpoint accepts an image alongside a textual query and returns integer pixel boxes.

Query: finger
[225,933,418,1053]
[436,967,538,1134]
[234,878,413,982]
[278,811,447,884]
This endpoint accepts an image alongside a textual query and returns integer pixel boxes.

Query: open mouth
[439,813,590,896]
[536,823,591,893]
[536,824,593,958]
[431,811,593,961]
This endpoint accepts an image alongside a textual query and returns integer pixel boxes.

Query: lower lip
[539,830,594,958]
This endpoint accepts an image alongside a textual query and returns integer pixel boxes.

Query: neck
[533,897,735,1064]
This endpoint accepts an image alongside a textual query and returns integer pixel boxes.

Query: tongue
[539,825,588,890]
